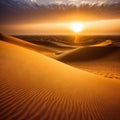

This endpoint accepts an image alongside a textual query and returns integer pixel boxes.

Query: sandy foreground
[0,34,120,120]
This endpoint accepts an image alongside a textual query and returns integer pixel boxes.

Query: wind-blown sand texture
[0,34,120,120]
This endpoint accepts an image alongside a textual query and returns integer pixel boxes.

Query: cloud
[30,0,37,2]
[68,0,77,4]
[49,0,64,5]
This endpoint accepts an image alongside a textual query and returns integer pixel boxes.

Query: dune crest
[90,40,112,47]
[56,41,120,80]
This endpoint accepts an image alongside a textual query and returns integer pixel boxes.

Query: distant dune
[0,34,120,120]
[57,46,120,62]
[0,33,59,57]
[90,40,112,47]
[57,42,120,79]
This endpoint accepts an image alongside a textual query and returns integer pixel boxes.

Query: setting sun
[70,22,84,33]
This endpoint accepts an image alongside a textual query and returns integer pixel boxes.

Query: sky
[22,0,118,5]
[1,19,120,35]
[8,0,119,5]
[0,0,120,35]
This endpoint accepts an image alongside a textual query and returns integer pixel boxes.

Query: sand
[0,34,120,120]
[0,33,58,57]
[57,44,120,80]
[89,40,112,47]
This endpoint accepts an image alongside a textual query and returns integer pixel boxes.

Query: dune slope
[57,46,120,80]
[0,38,120,120]
[57,46,120,62]
[0,33,59,57]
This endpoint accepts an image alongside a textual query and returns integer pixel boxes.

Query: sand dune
[0,35,120,120]
[29,38,77,49]
[57,44,120,80]
[57,46,120,62]
[90,40,112,47]
[50,40,77,48]
[0,33,59,57]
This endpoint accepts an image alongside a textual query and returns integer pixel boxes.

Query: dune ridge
[89,40,112,47]
[57,43,120,80]
[0,34,120,120]
[0,33,59,57]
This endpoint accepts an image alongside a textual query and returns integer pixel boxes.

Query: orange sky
[1,19,120,35]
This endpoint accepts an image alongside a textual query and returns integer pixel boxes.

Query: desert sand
[0,33,59,57]
[57,41,120,80]
[0,34,120,120]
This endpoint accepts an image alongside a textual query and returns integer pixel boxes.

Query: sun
[70,22,84,33]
